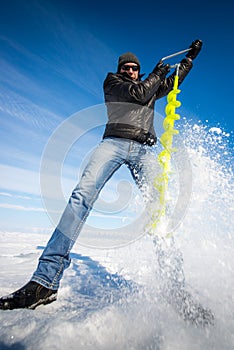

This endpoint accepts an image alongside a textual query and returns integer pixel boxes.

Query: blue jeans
[31,137,159,290]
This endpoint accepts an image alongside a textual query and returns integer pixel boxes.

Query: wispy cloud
[0,192,32,200]
[0,203,133,217]
[0,23,112,104]
[0,164,40,196]
[0,203,46,212]
[0,84,61,131]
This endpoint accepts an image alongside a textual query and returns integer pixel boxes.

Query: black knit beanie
[117,52,140,72]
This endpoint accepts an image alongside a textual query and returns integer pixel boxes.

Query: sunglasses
[121,65,139,72]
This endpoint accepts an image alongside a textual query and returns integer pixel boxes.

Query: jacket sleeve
[104,72,165,104]
[154,58,193,99]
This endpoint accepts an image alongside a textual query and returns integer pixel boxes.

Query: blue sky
[0,0,233,235]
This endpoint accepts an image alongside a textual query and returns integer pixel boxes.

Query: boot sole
[28,293,57,310]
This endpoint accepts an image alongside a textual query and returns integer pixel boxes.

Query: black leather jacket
[102,58,193,146]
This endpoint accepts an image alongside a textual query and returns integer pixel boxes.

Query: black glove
[153,60,170,79]
[186,39,203,60]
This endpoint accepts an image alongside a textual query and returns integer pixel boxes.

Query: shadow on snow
[36,246,139,320]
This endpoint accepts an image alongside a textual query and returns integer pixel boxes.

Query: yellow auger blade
[149,73,181,234]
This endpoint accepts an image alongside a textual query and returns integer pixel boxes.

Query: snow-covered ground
[0,123,233,349]
[0,228,233,350]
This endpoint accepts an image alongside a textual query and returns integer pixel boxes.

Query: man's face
[120,62,139,80]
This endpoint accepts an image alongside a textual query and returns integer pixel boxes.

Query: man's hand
[153,60,170,79]
[186,39,203,60]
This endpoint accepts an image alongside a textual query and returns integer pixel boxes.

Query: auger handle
[161,48,191,62]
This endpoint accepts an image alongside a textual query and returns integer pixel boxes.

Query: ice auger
[150,47,191,233]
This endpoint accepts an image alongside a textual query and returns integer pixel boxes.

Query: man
[0,40,203,312]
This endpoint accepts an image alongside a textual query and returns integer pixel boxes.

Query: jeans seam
[125,140,134,163]
[31,276,58,290]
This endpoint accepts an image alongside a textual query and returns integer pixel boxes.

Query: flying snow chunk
[209,127,222,134]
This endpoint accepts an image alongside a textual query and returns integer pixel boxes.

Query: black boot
[0,281,57,310]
